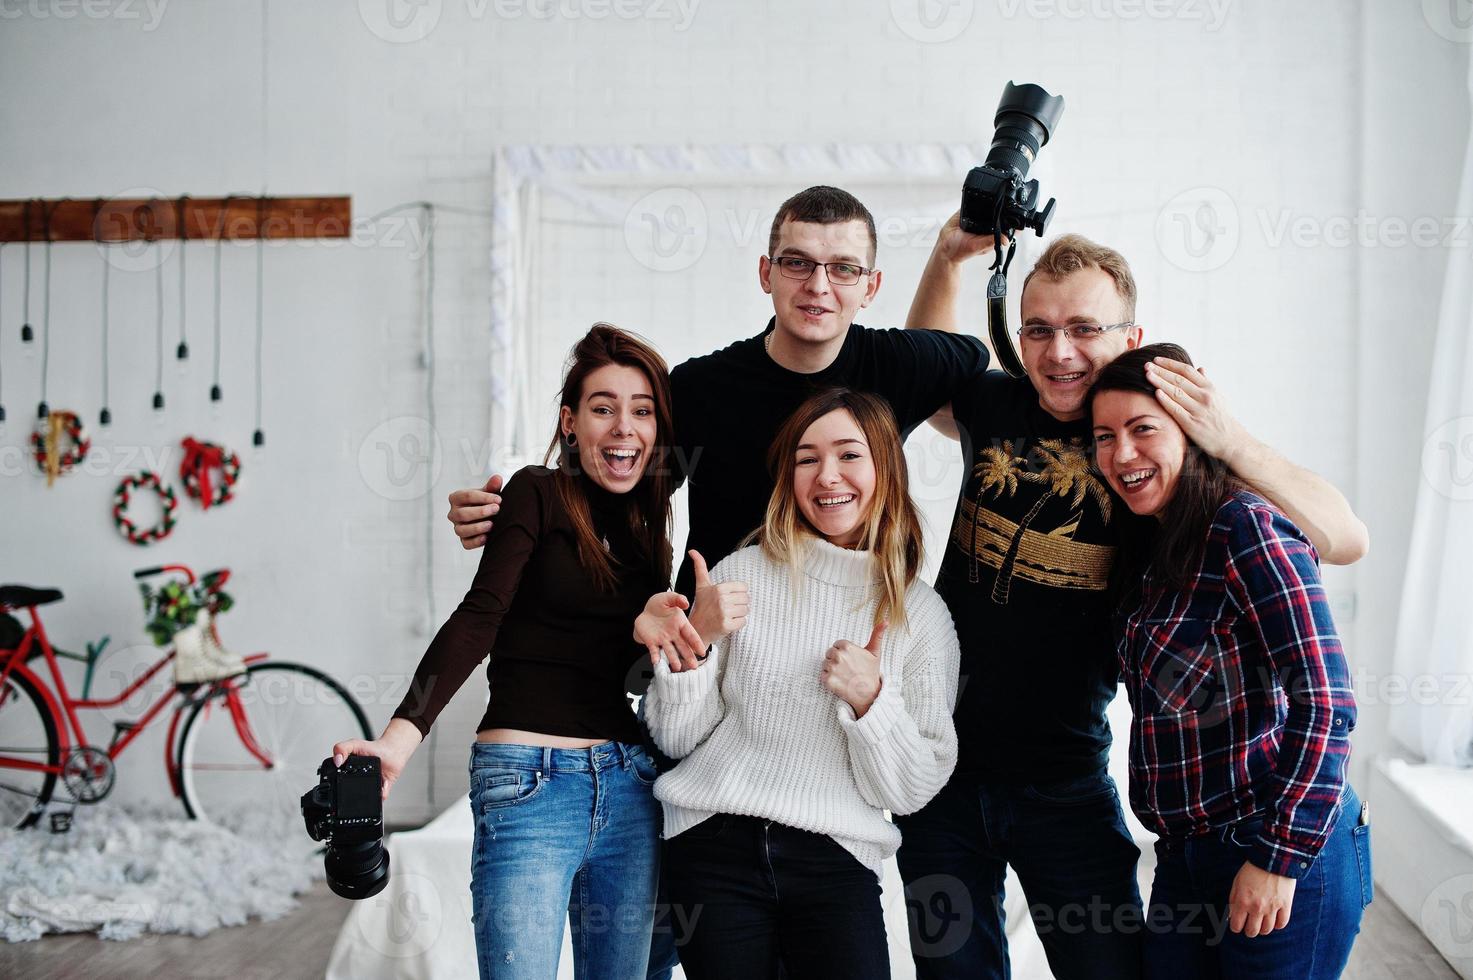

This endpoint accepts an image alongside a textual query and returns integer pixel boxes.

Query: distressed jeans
[468,741,661,980]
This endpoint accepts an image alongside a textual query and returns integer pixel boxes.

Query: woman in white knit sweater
[635,387,961,980]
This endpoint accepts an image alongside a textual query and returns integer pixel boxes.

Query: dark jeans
[646,841,680,980]
[894,769,1144,980]
[664,813,891,980]
[1144,785,1371,980]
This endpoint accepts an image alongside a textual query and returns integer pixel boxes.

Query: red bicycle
[0,565,371,834]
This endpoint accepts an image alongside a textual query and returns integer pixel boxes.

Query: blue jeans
[665,814,890,979]
[1143,785,1371,980]
[894,770,1145,980]
[468,741,661,980]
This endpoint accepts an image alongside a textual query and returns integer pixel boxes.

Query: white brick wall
[0,1,1464,826]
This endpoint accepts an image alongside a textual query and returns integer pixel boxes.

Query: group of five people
[330,185,1372,980]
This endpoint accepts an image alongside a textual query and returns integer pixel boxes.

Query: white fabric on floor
[326,795,1050,980]
[0,803,320,943]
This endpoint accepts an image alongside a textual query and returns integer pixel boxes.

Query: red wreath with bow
[179,437,242,510]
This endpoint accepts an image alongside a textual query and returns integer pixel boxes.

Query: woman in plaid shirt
[1088,343,1370,980]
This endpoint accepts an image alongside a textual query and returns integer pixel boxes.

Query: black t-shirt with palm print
[937,369,1146,783]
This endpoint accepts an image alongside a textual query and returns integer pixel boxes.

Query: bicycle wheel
[0,668,60,829]
[177,662,371,838]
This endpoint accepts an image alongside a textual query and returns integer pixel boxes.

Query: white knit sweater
[643,538,961,878]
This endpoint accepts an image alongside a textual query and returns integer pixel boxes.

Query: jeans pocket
[1352,823,1373,908]
[1022,771,1117,806]
[628,747,659,787]
[472,767,544,812]
[677,813,729,842]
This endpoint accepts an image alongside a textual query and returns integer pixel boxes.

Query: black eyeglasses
[766,255,873,287]
[1017,321,1135,344]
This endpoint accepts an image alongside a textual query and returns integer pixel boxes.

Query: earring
[564,431,578,448]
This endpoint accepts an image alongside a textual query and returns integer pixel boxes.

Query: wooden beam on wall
[0,196,352,242]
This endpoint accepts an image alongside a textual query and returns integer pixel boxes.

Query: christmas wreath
[112,471,179,546]
[179,437,241,509]
[32,411,91,485]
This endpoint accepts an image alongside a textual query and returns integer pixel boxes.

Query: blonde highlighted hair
[1021,233,1138,322]
[754,388,923,628]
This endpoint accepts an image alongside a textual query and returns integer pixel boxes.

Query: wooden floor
[0,882,1459,980]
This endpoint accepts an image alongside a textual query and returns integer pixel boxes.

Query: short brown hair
[767,186,878,264]
[1022,233,1137,322]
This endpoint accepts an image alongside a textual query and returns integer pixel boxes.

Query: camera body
[301,755,390,900]
[959,81,1065,241]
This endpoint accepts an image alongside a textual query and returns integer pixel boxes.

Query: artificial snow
[0,802,322,942]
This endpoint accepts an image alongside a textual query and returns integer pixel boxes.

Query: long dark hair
[1085,343,1237,604]
[543,323,675,591]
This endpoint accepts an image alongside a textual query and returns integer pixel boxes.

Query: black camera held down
[301,755,391,900]
[960,81,1066,379]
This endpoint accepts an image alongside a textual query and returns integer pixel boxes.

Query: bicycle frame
[0,582,274,799]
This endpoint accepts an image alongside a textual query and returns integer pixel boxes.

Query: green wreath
[113,471,179,546]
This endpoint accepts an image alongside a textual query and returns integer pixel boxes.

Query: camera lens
[986,81,1065,183]
[324,838,391,900]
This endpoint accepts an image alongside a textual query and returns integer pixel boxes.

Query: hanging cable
[210,196,241,403]
[99,233,112,428]
[21,200,34,343]
[176,195,190,362]
[253,196,266,447]
[154,224,166,411]
[37,198,65,419]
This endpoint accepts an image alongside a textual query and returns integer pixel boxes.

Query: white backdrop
[0,0,1462,833]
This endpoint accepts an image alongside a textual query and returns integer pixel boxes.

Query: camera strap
[987,237,1027,378]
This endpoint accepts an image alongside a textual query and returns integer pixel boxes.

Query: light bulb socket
[253,428,265,447]
[176,341,189,360]
[210,384,222,402]
[21,323,34,343]
[100,407,112,426]
[152,391,165,410]
[37,401,49,419]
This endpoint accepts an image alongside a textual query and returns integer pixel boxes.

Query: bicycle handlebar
[133,564,198,585]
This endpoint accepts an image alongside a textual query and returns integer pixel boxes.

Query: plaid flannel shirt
[1116,490,1356,879]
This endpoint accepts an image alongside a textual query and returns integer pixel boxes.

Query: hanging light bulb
[21,200,35,349]
[152,220,166,415]
[35,199,59,421]
[98,232,112,427]
[252,196,267,452]
[209,200,227,408]
[176,196,190,373]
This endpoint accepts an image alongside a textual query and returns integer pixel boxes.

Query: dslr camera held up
[960,81,1066,378]
[301,754,391,900]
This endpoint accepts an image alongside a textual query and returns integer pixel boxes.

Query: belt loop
[615,740,630,768]
[541,746,552,776]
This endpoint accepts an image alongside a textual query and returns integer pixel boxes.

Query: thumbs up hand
[820,621,887,717]
[686,550,749,649]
